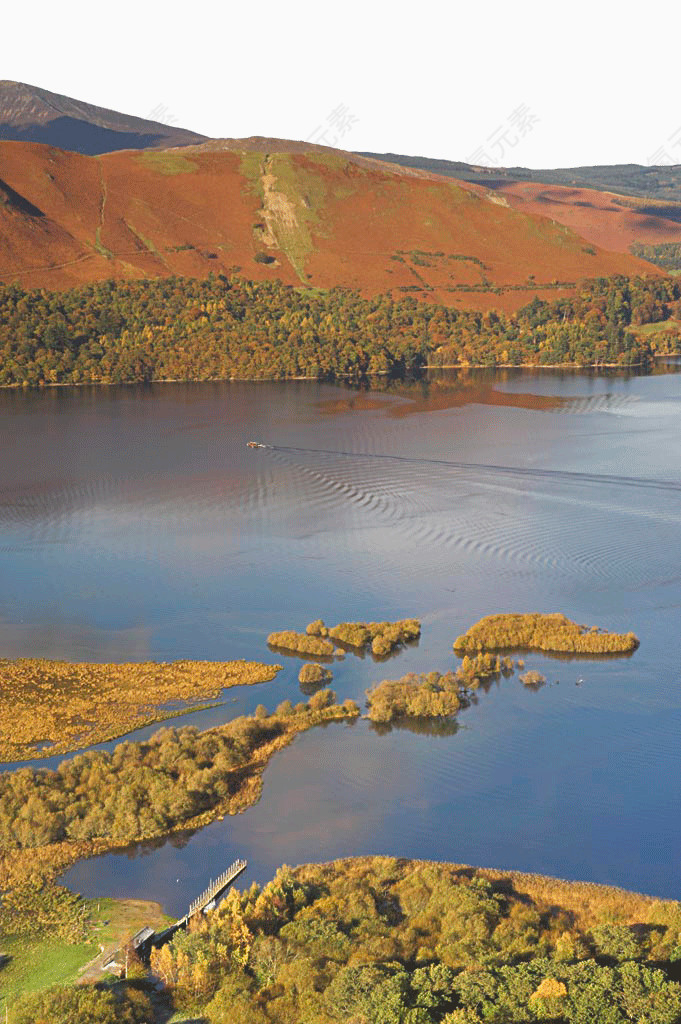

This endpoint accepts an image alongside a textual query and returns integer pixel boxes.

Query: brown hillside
[0,140,660,310]
[481,180,681,255]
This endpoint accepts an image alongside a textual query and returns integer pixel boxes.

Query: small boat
[247,441,266,449]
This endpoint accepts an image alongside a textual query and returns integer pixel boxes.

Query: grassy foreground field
[0,897,171,1009]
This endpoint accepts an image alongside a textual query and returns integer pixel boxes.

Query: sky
[6,0,681,169]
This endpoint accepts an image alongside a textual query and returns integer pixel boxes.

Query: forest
[11,856,681,1023]
[0,274,679,386]
[630,243,681,273]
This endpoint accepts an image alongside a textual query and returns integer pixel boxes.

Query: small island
[298,663,334,692]
[266,631,336,657]
[269,618,421,658]
[366,670,469,723]
[453,613,639,655]
[325,617,421,657]
[366,653,514,724]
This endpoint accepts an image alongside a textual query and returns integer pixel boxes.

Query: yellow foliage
[0,658,282,762]
[454,613,638,655]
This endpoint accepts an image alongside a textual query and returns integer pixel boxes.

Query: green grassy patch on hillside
[266,153,331,281]
[238,151,265,197]
[137,152,198,176]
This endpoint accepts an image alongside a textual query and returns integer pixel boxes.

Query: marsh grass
[454,613,639,655]
[0,658,282,762]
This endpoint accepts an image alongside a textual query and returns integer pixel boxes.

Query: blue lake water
[1,367,680,916]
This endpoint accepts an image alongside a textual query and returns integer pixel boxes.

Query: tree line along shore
[0,274,679,386]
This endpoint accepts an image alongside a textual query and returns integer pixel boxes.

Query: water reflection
[369,717,461,737]
[0,369,679,908]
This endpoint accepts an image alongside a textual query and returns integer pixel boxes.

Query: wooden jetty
[179,858,248,926]
[104,857,247,972]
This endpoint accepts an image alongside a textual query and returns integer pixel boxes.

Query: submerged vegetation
[16,856,681,1023]
[0,274,679,386]
[0,658,282,763]
[454,613,639,655]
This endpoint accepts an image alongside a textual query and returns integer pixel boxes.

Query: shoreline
[0,356,673,391]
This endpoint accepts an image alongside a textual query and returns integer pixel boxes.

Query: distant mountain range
[0,80,678,299]
[0,81,206,155]
[357,152,681,204]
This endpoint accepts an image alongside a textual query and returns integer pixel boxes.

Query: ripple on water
[261,448,681,596]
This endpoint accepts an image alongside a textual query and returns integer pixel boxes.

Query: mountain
[357,152,681,203]
[0,139,657,310]
[0,81,206,155]
[359,152,681,270]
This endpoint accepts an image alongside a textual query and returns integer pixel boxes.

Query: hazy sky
[7,0,681,168]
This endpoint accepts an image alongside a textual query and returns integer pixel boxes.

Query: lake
[1,366,680,917]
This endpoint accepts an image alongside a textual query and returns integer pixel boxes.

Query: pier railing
[107,858,248,967]
[186,858,247,919]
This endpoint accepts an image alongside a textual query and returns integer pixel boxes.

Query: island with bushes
[297,663,334,693]
[365,653,515,724]
[453,613,639,655]
[266,631,336,658]
[0,690,360,898]
[314,617,421,656]
[268,617,421,658]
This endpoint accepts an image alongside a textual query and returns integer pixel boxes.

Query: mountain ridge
[357,150,681,203]
[0,80,206,155]
[0,140,657,310]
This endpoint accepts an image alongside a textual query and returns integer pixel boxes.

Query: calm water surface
[1,368,680,916]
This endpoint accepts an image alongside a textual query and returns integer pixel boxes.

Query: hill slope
[359,152,681,268]
[359,151,681,203]
[0,140,657,311]
[466,181,681,262]
[0,81,206,155]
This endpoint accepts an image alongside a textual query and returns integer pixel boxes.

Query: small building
[102,925,157,974]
